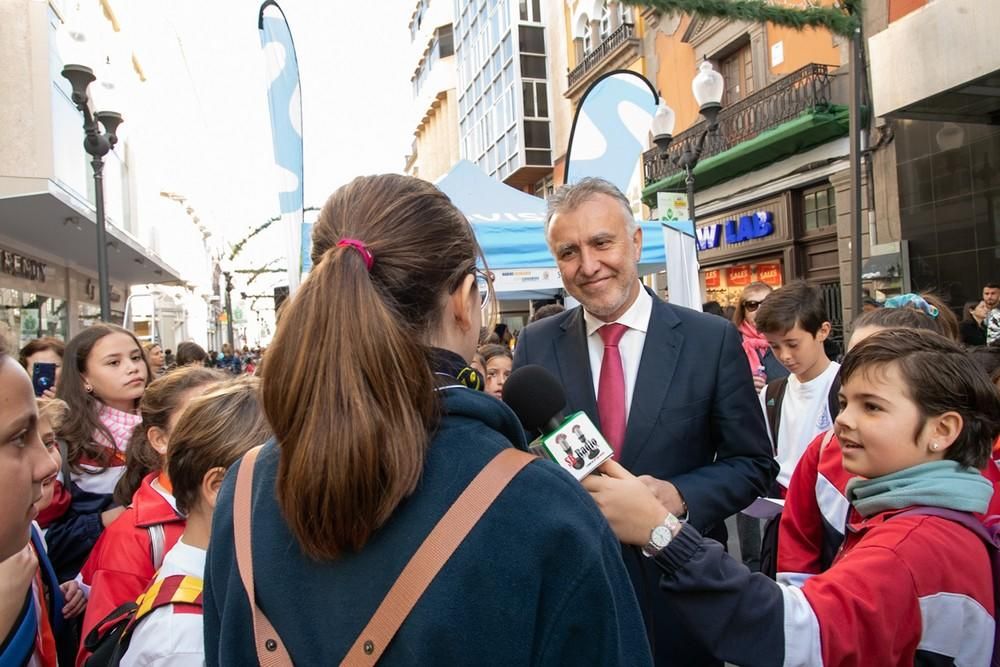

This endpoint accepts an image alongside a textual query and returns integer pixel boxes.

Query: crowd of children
[0,324,272,666]
[3,279,1000,666]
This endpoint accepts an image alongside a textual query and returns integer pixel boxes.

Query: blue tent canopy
[436,160,673,274]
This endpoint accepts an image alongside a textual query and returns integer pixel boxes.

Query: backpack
[896,507,1000,667]
[83,574,204,667]
[763,374,842,452]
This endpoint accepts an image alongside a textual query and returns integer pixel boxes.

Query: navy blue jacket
[204,386,651,666]
[513,294,777,666]
[43,481,112,583]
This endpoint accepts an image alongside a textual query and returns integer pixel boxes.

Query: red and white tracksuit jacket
[656,508,994,666]
[778,430,1000,586]
[120,540,206,667]
[76,472,185,666]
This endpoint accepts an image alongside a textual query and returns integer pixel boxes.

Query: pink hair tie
[336,238,374,272]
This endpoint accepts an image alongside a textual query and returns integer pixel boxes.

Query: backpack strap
[147,524,166,571]
[896,506,997,549]
[133,574,204,624]
[764,377,788,452]
[232,445,535,667]
[233,445,290,667]
[343,447,534,665]
[826,373,842,424]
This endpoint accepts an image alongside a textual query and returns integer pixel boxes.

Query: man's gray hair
[545,177,637,240]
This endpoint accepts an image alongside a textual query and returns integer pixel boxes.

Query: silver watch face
[650,525,673,549]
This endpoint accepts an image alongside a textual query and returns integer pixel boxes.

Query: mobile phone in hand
[32,362,57,397]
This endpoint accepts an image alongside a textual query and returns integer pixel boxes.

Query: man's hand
[582,460,669,546]
[60,580,87,618]
[637,475,687,518]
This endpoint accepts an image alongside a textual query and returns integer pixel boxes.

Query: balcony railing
[568,22,636,89]
[643,63,833,185]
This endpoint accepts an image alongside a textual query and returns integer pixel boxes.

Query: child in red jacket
[586,328,998,666]
[778,305,1000,585]
[76,366,221,664]
[121,376,272,667]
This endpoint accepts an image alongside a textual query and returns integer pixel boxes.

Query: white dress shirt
[583,284,653,424]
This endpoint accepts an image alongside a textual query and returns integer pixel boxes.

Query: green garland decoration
[622,0,861,37]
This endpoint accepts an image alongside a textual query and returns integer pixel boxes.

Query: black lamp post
[650,61,726,230]
[61,63,123,323]
[223,271,235,348]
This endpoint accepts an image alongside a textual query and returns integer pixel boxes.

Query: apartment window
[600,3,611,41]
[718,41,754,107]
[522,80,548,118]
[524,120,550,149]
[534,174,554,198]
[519,25,545,55]
[519,0,542,22]
[803,185,837,232]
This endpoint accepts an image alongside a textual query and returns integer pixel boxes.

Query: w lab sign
[696,211,775,252]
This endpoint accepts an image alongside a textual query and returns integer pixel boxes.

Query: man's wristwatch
[642,513,682,557]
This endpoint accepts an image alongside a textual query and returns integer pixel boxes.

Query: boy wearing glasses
[754,280,839,495]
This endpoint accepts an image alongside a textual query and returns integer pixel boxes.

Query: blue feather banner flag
[258,1,306,288]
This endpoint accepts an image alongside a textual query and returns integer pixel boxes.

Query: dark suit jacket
[513,292,777,666]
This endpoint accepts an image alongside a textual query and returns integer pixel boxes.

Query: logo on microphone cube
[541,412,614,480]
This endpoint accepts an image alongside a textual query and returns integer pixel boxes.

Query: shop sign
[727,265,752,287]
[756,262,783,286]
[704,269,721,288]
[0,249,46,283]
[84,279,123,303]
[696,211,776,251]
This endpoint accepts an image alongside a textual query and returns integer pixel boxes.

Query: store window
[803,185,837,231]
[0,289,68,348]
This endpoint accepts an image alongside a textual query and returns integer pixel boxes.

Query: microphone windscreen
[502,365,566,432]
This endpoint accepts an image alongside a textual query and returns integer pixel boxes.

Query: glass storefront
[0,289,68,348]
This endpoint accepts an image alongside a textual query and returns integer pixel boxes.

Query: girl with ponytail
[203,174,650,666]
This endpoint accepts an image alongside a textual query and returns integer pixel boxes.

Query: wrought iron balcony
[568,22,637,90]
[643,63,834,186]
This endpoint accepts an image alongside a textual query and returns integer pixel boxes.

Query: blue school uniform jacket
[203,385,652,666]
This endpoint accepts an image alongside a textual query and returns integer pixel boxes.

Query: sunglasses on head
[742,300,762,312]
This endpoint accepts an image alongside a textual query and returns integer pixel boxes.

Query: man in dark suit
[513,178,776,666]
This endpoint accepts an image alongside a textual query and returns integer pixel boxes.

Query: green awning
[642,105,850,207]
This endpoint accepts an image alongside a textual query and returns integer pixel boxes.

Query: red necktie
[597,323,628,459]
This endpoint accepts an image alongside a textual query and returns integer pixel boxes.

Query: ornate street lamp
[59,13,123,322]
[650,61,725,229]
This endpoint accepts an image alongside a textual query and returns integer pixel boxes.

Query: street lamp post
[61,63,123,323]
[223,271,235,348]
[650,61,726,230]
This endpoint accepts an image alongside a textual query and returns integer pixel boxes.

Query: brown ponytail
[263,174,482,560]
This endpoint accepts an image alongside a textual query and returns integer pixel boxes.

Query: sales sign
[727,265,752,287]
[756,263,783,286]
[703,269,721,288]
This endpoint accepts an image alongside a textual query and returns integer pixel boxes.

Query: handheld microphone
[503,365,614,480]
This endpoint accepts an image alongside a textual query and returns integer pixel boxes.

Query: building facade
[453,0,559,191]
[0,0,221,350]
[638,6,850,339]
[865,0,1000,309]
[405,0,460,182]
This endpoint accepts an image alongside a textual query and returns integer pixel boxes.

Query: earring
[930,442,940,451]
[84,384,93,393]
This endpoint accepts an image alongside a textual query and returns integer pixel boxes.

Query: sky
[131,0,416,262]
